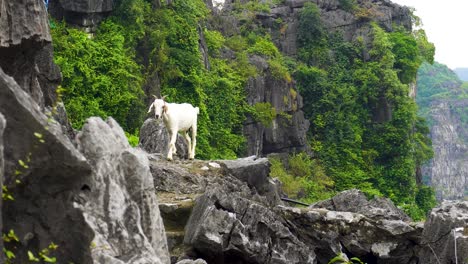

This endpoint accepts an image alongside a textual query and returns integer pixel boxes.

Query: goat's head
[150,95,167,119]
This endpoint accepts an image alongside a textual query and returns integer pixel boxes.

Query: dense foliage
[416,61,468,139]
[51,0,438,219]
[293,3,436,219]
[416,62,468,118]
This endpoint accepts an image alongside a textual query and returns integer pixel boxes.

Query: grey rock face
[282,205,421,264]
[0,113,5,264]
[311,189,411,221]
[76,117,170,264]
[0,0,61,110]
[0,67,94,263]
[139,118,189,159]
[49,0,113,29]
[423,100,468,200]
[419,201,468,264]
[218,156,281,205]
[243,55,310,156]
[183,175,315,264]
[0,0,51,46]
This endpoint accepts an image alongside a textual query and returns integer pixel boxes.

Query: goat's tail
[195,107,200,115]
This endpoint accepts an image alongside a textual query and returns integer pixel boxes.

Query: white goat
[148,96,199,161]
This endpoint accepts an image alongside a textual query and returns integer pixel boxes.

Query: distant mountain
[416,62,468,201]
[454,67,468,81]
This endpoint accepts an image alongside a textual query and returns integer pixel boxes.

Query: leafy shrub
[252,102,276,127]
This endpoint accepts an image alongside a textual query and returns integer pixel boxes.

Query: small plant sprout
[34,132,45,143]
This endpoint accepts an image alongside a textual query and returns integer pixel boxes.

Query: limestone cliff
[417,62,468,200]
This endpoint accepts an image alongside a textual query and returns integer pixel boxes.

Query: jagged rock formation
[0,0,60,109]
[75,117,170,264]
[310,189,411,221]
[0,67,94,263]
[424,100,468,200]
[152,154,468,264]
[49,0,113,31]
[0,113,4,264]
[139,118,189,159]
[242,55,310,155]
[419,201,468,264]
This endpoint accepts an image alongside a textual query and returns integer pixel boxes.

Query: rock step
[159,195,196,232]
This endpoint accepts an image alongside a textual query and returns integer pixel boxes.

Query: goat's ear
[163,105,168,113]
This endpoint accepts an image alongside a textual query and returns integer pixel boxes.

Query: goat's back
[164,103,199,131]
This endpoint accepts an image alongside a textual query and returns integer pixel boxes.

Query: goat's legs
[190,124,197,160]
[167,130,177,161]
[183,131,192,159]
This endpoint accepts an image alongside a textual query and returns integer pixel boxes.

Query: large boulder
[218,156,281,205]
[76,117,170,264]
[0,67,94,263]
[418,201,468,264]
[183,176,315,264]
[139,118,189,159]
[310,189,412,221]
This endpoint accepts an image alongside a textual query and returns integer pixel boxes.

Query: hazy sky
[391,0,468,69]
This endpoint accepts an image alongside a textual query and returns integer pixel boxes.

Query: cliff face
[210,0,412,156]
[423,100,468,200]
[417,62,468,200]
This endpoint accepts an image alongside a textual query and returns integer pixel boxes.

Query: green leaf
[3,248,15,259]
[33,132,43,139]
[28,251,40,262]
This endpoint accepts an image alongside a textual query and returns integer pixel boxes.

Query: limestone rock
[175,259,208,264]
[419,201,468,264]
[282,205,421,264]
[0,67,94,263]
[183,176,316,264]
[423,100,468,200]
[139,118,189,159]
[242,55,310,156]
[0,113,5,264]
[311,189,411,221]
[49,0,113,30]
[76,117,170,264]
[0,0,51,46]
[218,156,282,205]
[0,0,61,110]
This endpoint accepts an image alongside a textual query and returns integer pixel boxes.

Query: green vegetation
[292,3,436,218]
[416,61,468,120]
[51,0,438,219]
[270,153,335,203]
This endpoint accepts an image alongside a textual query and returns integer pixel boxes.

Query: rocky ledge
[148,151,468,264]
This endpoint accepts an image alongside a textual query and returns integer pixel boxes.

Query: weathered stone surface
[423,100,468,200]
[183,176,315,264]
[282,205,421,264]
[419,201,468,264]
[76,117,170,264]
[0,0,61,110]
[140,118,189,159]
[0,67,94,263]
[0,0,51,46]
[243,55,310,156]
[218,156,281,205]
[49,0,113,29]
[311,189,411,221]
[0,113,5,264]
[175,259,208,264]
